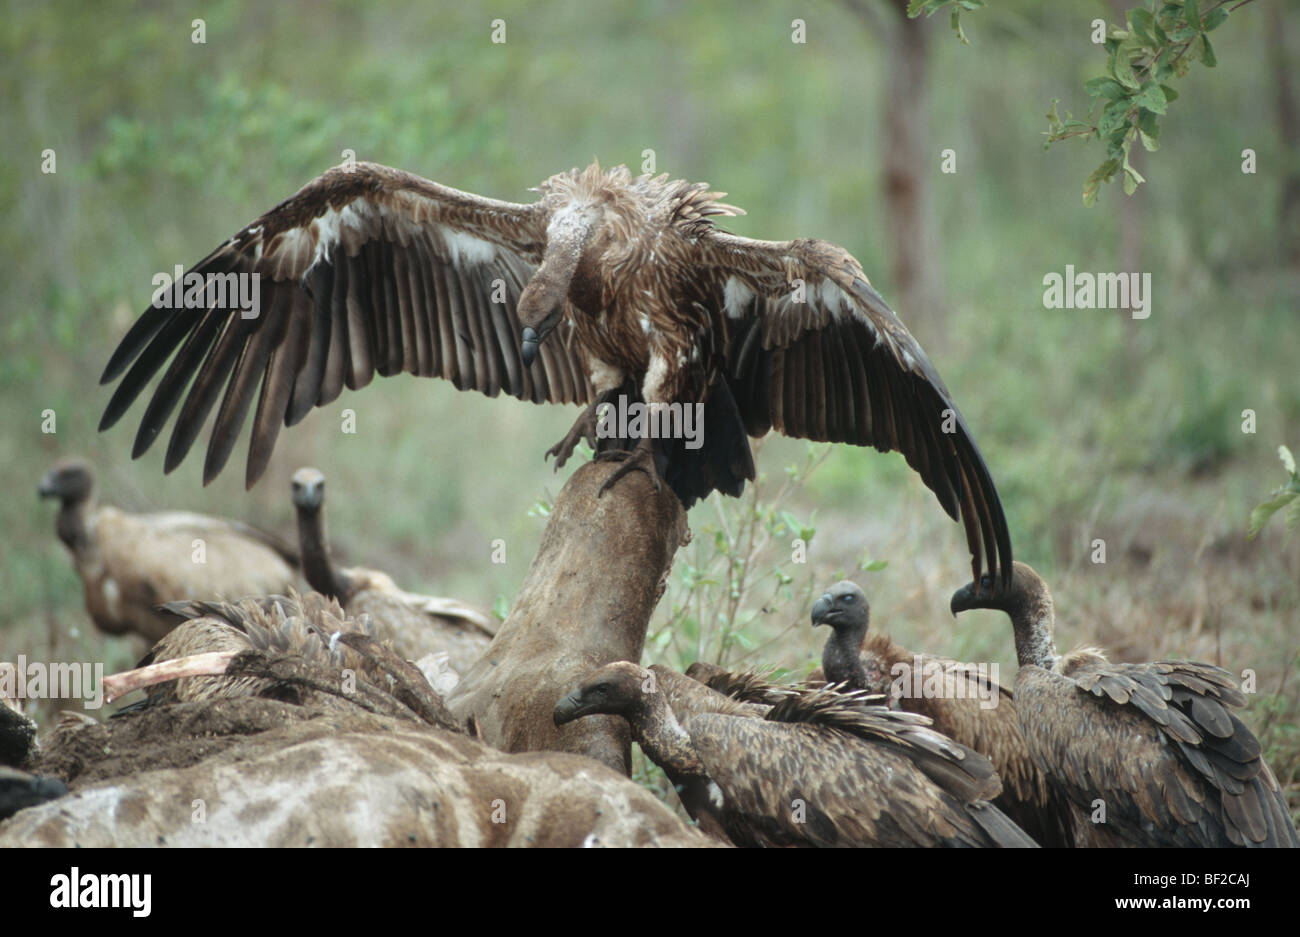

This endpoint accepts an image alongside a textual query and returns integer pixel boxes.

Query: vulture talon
[546,395,612,469]
[597,441,661,496]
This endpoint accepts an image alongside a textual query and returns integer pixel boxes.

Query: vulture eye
[843,594,855,603]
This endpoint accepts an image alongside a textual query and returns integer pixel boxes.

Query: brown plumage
[811,580,1072,847]
[290,467,493,678]
[129,591,458,730]
[651,663,771,721]
[684,661,841,707]
[951,561,1299,848]
[554,660,1038,848]
[99,160,1010,586]
[38,459,299,642]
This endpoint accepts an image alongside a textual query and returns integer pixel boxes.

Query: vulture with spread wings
[100,160,1012,585]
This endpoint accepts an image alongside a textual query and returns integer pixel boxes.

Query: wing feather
[100,162,588,487]
[698,231,1011,586]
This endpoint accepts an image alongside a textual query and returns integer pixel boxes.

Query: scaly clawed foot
[545,401,602,469]
[596,437,662,496]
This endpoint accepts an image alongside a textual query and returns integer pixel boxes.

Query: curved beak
[949,583,977,618]
[37,472,59,499]
[521,308,563,369]
[810,594,833,627]
[552,689,585,727]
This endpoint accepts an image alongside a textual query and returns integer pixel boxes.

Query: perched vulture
[811,580,1074,847]
[98,160,1011,586]
[38,459,299,642]
[554,661,1038,847]
[290,466,494,675]
[951,561,1300,848]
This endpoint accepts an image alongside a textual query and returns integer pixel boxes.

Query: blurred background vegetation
[2,1,1296,819]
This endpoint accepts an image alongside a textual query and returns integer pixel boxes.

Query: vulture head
[552,660,656,727]
[949,560,1048,618]
[517,201,600,367]
[810,581,870,636]
[38,459,94,506]
[290,466,326,512]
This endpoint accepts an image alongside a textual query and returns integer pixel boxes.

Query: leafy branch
[1248,445,1300,540]
[907,0,986,45]
[909,1,1255,204]
[1046,1,1245,204]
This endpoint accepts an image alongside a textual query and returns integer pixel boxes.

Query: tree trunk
[881,1,942,330]
[1267,1,1300,267]
[447,461,687,775]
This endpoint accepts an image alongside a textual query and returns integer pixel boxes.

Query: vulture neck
[294,503,353,601]
[55,495,93,553]
[1008,588,1058,670]
[627,693,720,820]
[822,619,872,689]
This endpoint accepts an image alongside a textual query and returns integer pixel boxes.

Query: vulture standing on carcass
[97,160,1011,587]
[38,459,299,642]
[289,466,494,677]
[811,580,1074,847]
[554,660,1038,847]
[951,561,1299,848]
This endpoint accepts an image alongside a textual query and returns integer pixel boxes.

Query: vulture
[38,459,299,642]
[554,660,1038,847]
[811,580,1074,847]
[112,591,459,730]
[98,160,1011,586]
[290,466,494,673]
[951,561,1300,848]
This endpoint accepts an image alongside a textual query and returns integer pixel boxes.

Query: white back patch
[723,276,755,319]
[441,226,499,266]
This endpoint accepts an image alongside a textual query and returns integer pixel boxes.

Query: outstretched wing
[695,230,1011,587]
[100,162,593,487]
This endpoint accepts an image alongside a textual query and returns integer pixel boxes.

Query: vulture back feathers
[555,661,1038,847]
[99,160,1011,587]
[39,458,299,642]
[951,560,1299,848]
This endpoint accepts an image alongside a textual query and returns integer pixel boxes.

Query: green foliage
[1043,1,1239,203]
[644,443,886,674]
[915,0,1251,203]
[908,0,987,45]
[1248,446,1300,540]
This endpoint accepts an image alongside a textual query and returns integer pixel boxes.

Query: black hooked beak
[949,575,993,617]
[552,689,585,726]
[37,472,60,499]
[521,308,563,369]
[810,593,833,627]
